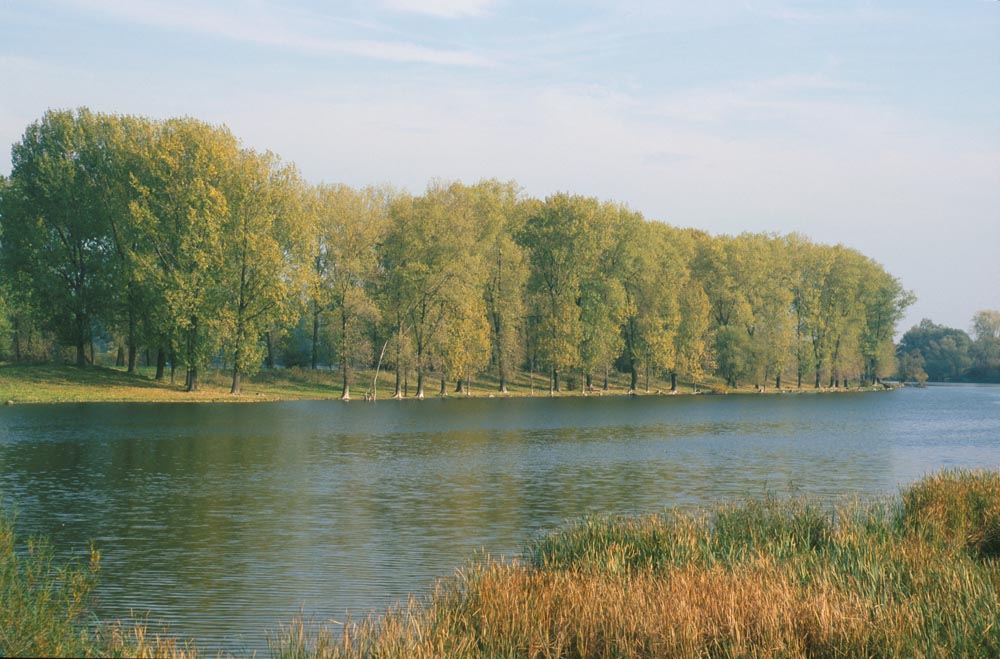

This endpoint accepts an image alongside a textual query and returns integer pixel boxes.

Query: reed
[0,508,202,658]
[4,470,998,657]
[274,470,1000,658]
[0,508,99,657]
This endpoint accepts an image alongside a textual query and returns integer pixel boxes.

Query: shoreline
[4,469,997,658]
[0,362,897,406]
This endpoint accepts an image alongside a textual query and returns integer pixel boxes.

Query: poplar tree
[219,149,309,394]
[310,183,387,399]
[129,118,238,391]
[477,180,531,393]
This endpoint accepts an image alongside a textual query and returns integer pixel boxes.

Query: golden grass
[270,471,1000,659]
[8,469,994,658]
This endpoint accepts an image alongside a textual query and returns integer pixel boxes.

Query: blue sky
[1,0,998,333]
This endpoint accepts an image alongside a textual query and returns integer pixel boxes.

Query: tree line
[896,312,1000,383]
[0,109,915,396]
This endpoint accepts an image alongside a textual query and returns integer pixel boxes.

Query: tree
[620,219,686,392]
[218,149,310,394]
[576,202,628,392]
[897,319,972,382]
[310,183,387,399]
[0,109,116,366]
[520,193,610,392]
[129,118,239,391]
[859,262,914,385]
[380,182,481,398]
[477,180,531,393]
[787,235,831,388]
[969,310,1000,381]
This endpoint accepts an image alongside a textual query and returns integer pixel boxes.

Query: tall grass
[0,508,200,658]
[272,470,1000,658]
[0,508,99,657]
[4,471,998,657]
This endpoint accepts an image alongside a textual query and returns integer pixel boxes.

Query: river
[1,384,998,652]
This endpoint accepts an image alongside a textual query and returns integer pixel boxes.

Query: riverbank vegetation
[896,311,1000,384]
[0,360,890,405]
[0,109,913,400]
[2,469,998,658]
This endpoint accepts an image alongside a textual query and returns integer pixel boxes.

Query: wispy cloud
[380,0,498,19]
[71,0,493,66]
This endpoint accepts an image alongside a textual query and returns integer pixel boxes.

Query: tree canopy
[0,109,917,395]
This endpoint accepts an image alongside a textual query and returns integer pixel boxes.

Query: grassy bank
[3,470,997,658]
[0,362,887,405]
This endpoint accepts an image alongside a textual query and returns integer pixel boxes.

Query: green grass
[8,469,990,658]
[0,361,884,405]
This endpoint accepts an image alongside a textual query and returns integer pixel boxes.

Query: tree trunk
[393,365,403,399]
[604,365,609,391]
[585,372,591,393]
[554,368,560,392]
[815,369,821,389]
[416,370,425,399]
[775,374,781,389]
[231,368,241,395]
[12,318,21,362]
[499,372,508,394]
[127,307,138,373]
[645,362,650,393]
[340,311,350,400]
[341,366,351,400]
[265,332,275,369]
[455,378,463,394]
[311,305,320,370]
[440,377,448,396]
[186,366,199,392]
[76,339,86,367]
[116,346,125,367]
[155,348,166,381]
[630,365,638,392]
[671,372,677,392]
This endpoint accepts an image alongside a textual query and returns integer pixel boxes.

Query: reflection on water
[0,384,998,651]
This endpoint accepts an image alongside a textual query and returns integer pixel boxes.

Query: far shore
[0,362,895,405]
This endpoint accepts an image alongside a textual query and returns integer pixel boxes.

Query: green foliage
[0,109,118,365]
[0,508,100,657]
[0,108,916,394]
[896,312,1000,383]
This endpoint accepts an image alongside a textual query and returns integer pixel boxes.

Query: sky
[1,0,998,334]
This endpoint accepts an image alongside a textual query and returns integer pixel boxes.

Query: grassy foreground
[4,470,997,658]
[0,362,885,404]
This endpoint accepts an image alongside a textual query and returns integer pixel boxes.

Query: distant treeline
[897,313,1000,384]
[0,109,914,396]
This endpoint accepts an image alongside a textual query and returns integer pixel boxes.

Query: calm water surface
[1,384,998,651]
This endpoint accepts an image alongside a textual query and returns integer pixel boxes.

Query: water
[0,384,998,651]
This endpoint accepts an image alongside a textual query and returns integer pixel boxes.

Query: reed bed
[271,470,1000,659]
[3,470,998,657]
